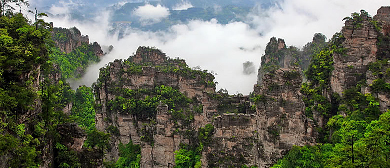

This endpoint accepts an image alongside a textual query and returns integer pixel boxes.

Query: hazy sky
[30,0,390,94]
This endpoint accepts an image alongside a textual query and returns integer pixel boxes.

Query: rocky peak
[262,37,286,65]
[131,46,168,65]
[52,27,89,54]
[93,46,219,167]
[300,33,328,74]
[92,42,104,57]
[257,37,300,85]
[331,10,380,95]
[52,27,104,58]
[374,6,390,35]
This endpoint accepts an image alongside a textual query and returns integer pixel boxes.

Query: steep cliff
[52,27,90,54]
[330,7,390,112]
[253,38,316,167]
[94,46,218,167]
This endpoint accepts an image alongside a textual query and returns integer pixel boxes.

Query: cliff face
[52,27,104,57]
[331,7,390,111]
[94,47,217,167]
[374,6,390,35]
[254,67,315,167]
[52,27,89,54]
[51,27,105,79]
[330,11,378,95]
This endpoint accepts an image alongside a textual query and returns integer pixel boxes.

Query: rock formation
[253,38,317,166]
[330,10,378,95]
[51,27,105,79]
[52,27,104,57]
[331,7,390,111]
[92,6,390,168]
[374,6,390,35]
[94,45,315,167]
[257,34,327,85]
[94,47,217,167]
[52,27,89,54]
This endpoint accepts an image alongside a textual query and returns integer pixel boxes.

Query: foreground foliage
[0,12,108,167]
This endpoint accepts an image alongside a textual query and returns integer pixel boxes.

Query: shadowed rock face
[374,6,390,35]
[52,27,104,57]
[52,27,89,54]
[253,67,315,167]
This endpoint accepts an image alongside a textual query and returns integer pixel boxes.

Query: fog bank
[40,0,389,94]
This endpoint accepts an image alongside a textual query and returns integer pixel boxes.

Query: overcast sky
[30,0,390,94]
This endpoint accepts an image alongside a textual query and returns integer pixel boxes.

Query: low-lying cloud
[172,1,194,10]
[47,0,81,15]
[42,0,389,94]
[133,4,170,25]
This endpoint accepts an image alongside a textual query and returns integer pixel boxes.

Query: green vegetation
[0,11,110,167]
[273,110,390,168]
[107,85,193,120]
[174,145,203,168]
[84,127,110,152]
[0,12,53,167]
[272,145,330,168]
[49,43,100,79]
[343,10,370,29]
[71,86,95,131]
[174,124,214,168]
[116,140,141,168]
[198,124,215,146]
[301,31,344,120]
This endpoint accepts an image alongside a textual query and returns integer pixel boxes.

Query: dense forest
[0,3,107,167]
[1,1,390,168]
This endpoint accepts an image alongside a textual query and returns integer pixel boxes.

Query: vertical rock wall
[52,27,90,54]
[331,7,390,111]
[330,11,378,95]
[94,47,216,167]
[254,67,315,167]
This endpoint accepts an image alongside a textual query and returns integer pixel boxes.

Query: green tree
[116,140,141,168]
[71,86,96,131]
[85,128,110,151]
